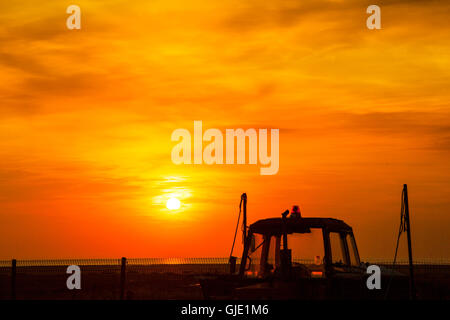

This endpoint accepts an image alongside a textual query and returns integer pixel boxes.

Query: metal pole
[120,257,127,300]
[229,256,237,274]
[242,193,247,243]
[403,184,416,299]
[11,259,16,300]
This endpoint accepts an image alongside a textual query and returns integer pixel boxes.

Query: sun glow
[166,197,181,210]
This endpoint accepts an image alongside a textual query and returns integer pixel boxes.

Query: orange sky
[0,0,449,260]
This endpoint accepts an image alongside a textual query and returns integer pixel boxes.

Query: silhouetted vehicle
[200,196,409,299]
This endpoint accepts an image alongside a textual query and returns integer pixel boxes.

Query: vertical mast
[241,193,247,243]
[403,184,416,299]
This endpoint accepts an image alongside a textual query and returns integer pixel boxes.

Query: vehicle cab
[239,213,362,281]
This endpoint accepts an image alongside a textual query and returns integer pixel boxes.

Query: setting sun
[0,0,449,264]
[166,198,181,210]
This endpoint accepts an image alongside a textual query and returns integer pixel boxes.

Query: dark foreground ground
[1,263,449,300]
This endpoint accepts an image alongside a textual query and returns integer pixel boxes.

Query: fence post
[11,259,16,300]
[119,257,127,300]
[229,256,237,274]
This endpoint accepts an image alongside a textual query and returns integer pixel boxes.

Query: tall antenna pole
[229,193,248,274]
[403,184,416,299]
[241,193,247,243]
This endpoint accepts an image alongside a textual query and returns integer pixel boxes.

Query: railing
[2,257,450,270]
[0,257,235,267]
[0,257,242,300]
[364,258,450,265]
[1,258,449,300]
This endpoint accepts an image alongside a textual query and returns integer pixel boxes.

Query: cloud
[0,0,449,259]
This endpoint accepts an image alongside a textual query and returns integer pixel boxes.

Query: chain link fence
[0,257,236,274]
[1,258,449,299]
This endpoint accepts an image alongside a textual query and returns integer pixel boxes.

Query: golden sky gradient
[0,0,449,260]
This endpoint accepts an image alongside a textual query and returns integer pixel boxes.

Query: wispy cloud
[0,0,449,259]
